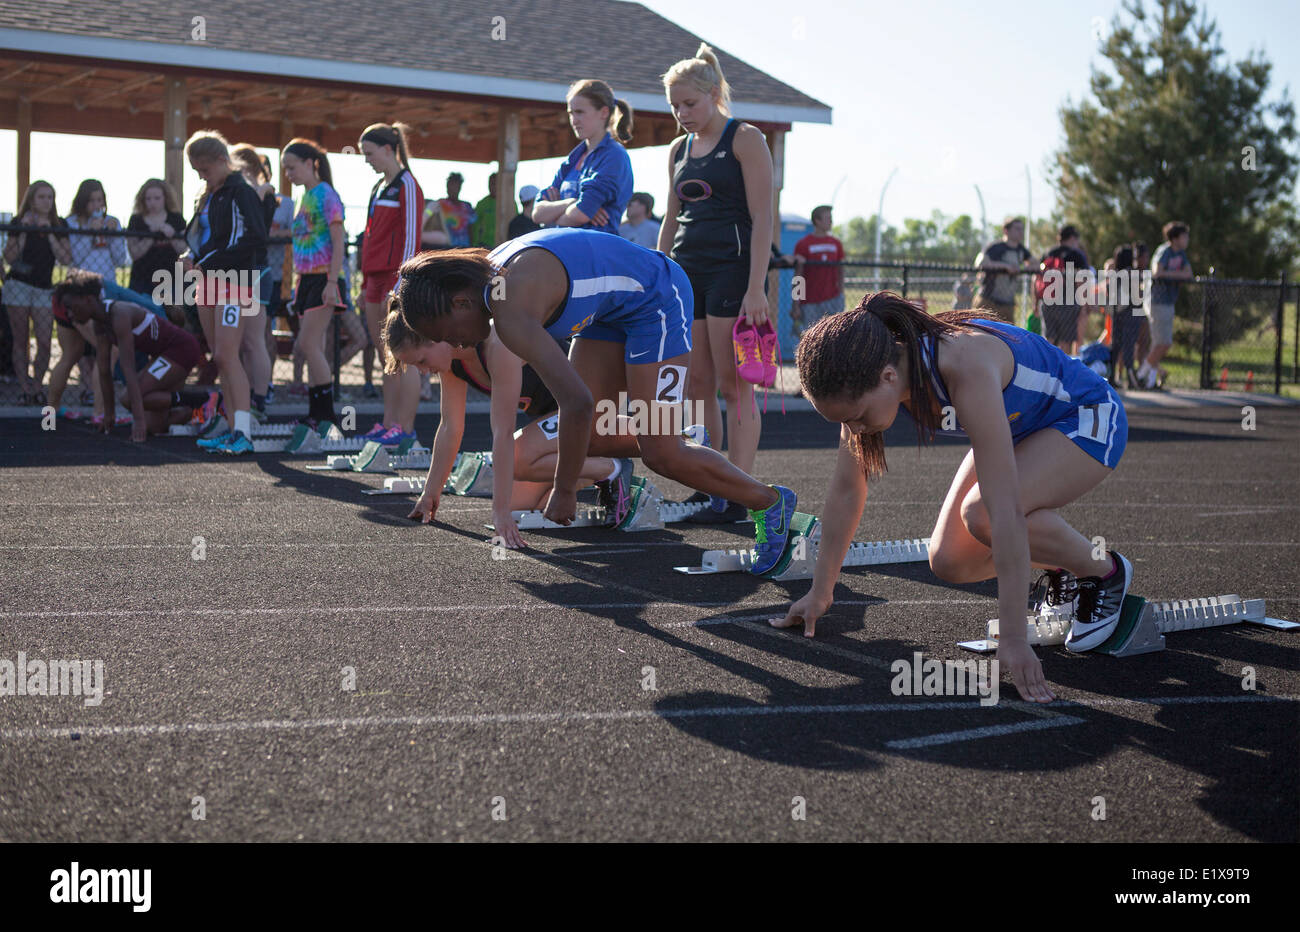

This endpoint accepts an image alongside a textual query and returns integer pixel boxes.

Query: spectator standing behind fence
[533,79,634,236]
[953,273,973,310]
[3,180,72,405]
[974,216,1034,323]
[438,172,475,247]
[1130,241,1151,377]
[66,179,129,283]
[1138,221,1192,390]
[1104,245,1142,389]
[127,179,188,304]
[357,122,423,445]
[619,192,660,248]
[508,185,542,240]
[660,43,775,525]
[1037,224,1092,354]
[791,205,845,338]
[470,173,497,248]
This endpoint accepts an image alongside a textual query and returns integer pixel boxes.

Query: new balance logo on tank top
[486,228,685,340]
[917,319,1125,465]
[669,119,751,273]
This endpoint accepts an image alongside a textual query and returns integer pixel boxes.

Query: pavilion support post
[767,128,785,316]
[163,77,188,204]
[16,96,31,205]
[496,108,520,246]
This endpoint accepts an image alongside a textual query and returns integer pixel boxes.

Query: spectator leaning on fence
[618,192,661,248]
[953,273,974,310]
[1037,224,1092,354]
[66,179,129,284]
[126,178,188,306]
[3,180,72,405]
[1139,221,1192,390]
[974,216,1035,323]
[533,79,635,236]
[792,205,845,337]
[508,184,542,240]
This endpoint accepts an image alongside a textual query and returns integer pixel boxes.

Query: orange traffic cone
[1218,366,1229,390]
[1245,370,1255,392]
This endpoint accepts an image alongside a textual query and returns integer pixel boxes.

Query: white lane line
[3,694,1292,742]
[886,715,1088,748]
[0,598,991,621]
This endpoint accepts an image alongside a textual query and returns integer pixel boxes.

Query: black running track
[1,399,1297,842]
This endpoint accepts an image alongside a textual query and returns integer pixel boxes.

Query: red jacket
[361,168,423,273]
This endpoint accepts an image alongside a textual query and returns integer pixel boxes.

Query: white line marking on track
[2,695,1292,741]
[885,715,1088,748]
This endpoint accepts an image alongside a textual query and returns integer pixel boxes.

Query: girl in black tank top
[670,118,751,271]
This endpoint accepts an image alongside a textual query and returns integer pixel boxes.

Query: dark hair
[52,268,103,304]
[283,138,334,186]
[381,308,429,373]
[796,292,1003,479]
[568,79,634,145]
[1112,243,1135,270]
[629,192,655,216]
[1163,221,1188,241]
[1133,240,1149,260]
[229,144,272,184]
[811,204,833,224]
[1002,216,1024,232]
[1058,224,1079,242]
[359,122,413,167]
[447,172,464,185]
[392,248,495,340]
[70,179,107,219]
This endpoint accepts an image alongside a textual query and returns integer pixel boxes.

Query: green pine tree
[1053,0,1298,279]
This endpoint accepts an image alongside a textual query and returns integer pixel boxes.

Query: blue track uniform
[917,318,1128,467]
[485,228,692,364]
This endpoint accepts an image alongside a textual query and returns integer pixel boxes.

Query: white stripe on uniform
[571,275,646,298]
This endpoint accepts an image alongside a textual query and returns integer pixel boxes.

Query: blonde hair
[132,178,182,217]
[662,42,732,113]
[184,130,234,169]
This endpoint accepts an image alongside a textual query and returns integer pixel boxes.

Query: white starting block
[446,451,494,496]
[674,510,930,580]
[252,424,356,454]
[489,477,665,532]
[957,594,1297,657]
[306,439,430,473]
[171,421,298,438]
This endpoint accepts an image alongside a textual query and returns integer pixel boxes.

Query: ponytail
[796,292,1007,479]
[283,138,334,186]
[359,122,413,167]
[662,42,732,114]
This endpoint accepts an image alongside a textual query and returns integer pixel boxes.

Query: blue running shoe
[218,432,254,456]
[197,430,233,451]
[748,485,797,576]
[683,423,709,447]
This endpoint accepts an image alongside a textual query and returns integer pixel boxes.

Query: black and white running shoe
[596,458,634,527]
[1029,569,1078,616]
[1065,551,1134,652]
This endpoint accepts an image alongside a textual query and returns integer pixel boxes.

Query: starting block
[170,422,298,438]
[489,477,665,532]
[446,451,494,496]
[958,593,1297,656]
[675,512,930,580]
[306,438,429,472]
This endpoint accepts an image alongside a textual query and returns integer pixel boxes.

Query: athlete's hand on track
[997,638,1055,703]
[771,590,832,638]
[131,419,147,443]
[492,512,528,550]
[409,489,439,523]
[740,288,770,328]
[543,487,578,526]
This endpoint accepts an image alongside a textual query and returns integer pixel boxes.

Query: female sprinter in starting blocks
[775,292,1132,701]
[392,227,796,575]
[53,270,203,442]
[381,309,636,548]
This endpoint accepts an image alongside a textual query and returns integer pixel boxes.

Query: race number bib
[220,304,241,328]
[655,365,687,404]
[146,357,172,380]
[1077,402,1114,445]
[537,415,560,439]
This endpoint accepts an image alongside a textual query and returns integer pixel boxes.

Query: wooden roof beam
[27,68,96,101]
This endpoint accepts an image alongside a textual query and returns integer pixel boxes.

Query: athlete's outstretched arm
[773,424,867,637]
[948,353,1053,703]
[656,138,685,254]
[483,337,528,547]
[411,371,466,524]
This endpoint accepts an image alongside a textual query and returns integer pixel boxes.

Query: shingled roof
[0,0,830,125]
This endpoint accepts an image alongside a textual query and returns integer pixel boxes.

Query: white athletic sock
[605,461,621,482]
[1136,361,1150,378]
[233,409,252,437]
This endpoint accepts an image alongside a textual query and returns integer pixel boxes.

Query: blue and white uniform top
[484,228,692,364]
[915,318,1128,468]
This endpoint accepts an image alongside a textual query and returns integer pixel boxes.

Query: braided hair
[796,291,1005,478]
[392,248,495,341]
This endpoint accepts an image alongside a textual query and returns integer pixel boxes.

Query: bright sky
[1,0,1295,241]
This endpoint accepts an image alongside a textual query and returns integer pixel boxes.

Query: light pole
[874,166,898,266]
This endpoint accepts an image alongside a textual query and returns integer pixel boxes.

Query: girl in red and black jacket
[180,130,268,455]
[357,121,424,445]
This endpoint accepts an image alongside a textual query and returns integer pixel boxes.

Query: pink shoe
[361,422,389,441]
[755,321,779,388]
[733,318,765,385]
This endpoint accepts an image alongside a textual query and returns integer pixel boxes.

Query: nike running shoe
[682,424,709,447]
[1029,569,1078,616]
[198,430,233,451]
[1065,551,1134,652]
[218,431,254,456]
[748,485,797,576]
[595,458,634,527]
[360,422,390,442]
[378,426,416,446]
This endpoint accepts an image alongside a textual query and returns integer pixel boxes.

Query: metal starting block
[253,424,354,454]
[489,477,665,532]
[674,516,930,580]
[958,594,1297,656]
[171,421,298,438]
[446,451,494,496]
[306,438,429,472]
